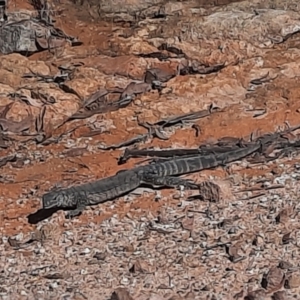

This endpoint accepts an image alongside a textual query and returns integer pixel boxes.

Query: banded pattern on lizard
[42,143,260,218]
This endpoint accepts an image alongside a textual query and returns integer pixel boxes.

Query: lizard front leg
[66,197,89,218]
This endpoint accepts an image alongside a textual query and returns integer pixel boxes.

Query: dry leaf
[244,289,266,300]
[262,267,285,293]
[180,216,194,231]
[285,273,300,289]
[110,288,134,300]
[275,209,289,224]
[272,291,287,300]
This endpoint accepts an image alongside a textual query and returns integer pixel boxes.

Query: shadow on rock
[27,207,60,224]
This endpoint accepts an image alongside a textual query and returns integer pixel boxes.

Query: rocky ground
[1,0,300,299]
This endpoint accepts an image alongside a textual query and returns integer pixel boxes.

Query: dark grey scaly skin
[42,169,140,218]
[42,143,260,218]
[138,142,260,188]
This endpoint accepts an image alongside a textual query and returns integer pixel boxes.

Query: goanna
[42,143,260,218]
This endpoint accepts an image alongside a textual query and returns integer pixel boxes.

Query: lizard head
[42,190,69,209]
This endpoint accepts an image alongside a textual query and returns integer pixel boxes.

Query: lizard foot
[66,206,85,219]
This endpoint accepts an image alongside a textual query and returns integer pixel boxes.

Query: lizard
[42,142,261,218]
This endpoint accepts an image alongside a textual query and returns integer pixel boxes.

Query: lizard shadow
[27,207,62,224]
